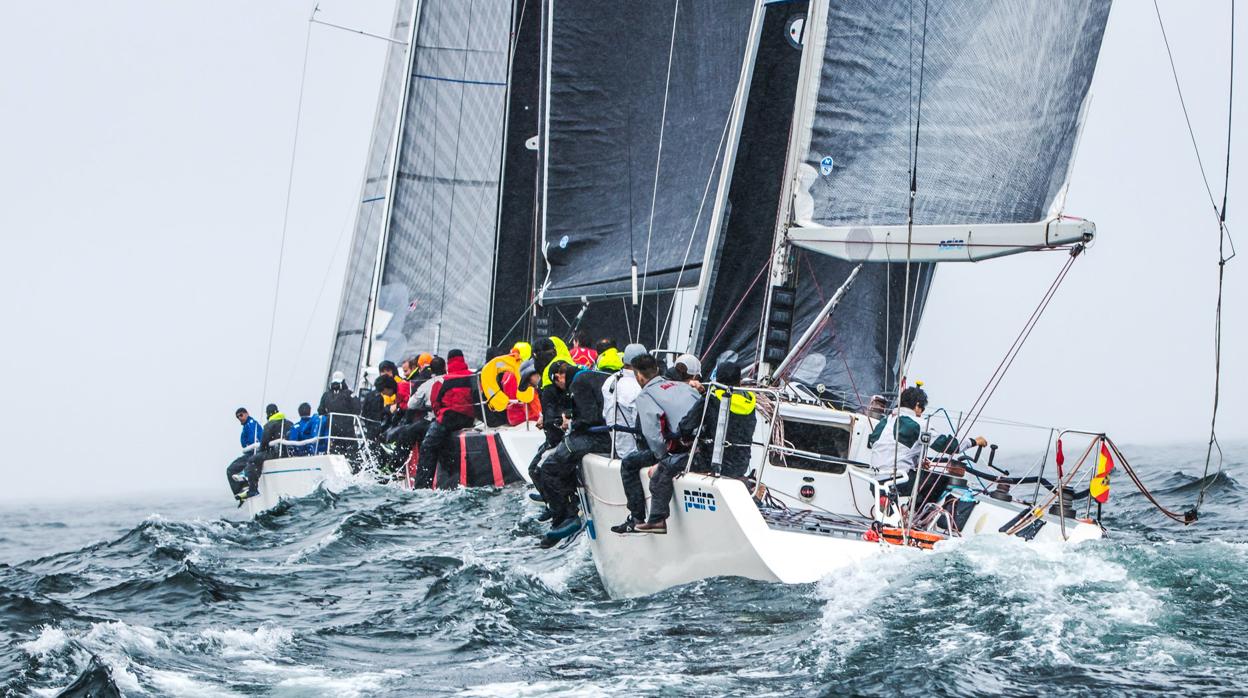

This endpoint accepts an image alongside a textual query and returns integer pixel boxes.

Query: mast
[358,0,423,387]
[756,0,829,381]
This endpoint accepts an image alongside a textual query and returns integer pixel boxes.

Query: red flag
[1055,438,1065,478]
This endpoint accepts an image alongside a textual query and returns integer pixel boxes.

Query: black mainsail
[535,0,760,347]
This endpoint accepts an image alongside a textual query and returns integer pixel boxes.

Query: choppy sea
[2,442,1245,696]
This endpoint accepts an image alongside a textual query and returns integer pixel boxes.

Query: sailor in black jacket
[677,361,757,478]
[536,362,612,545]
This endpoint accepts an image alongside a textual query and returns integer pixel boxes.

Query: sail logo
[938,238,966,250]
[819,156,835,176]
[683,490,717,513]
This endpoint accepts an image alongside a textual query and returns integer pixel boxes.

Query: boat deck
[759,506,874,541]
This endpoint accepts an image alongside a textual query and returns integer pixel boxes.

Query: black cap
[716,361,742,386]
[447,348,464,360]
[265,403,279,417]
[379,360,398,374]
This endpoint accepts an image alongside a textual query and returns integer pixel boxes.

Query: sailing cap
[623,343,648,366]
[331,371,346,384]
[675,354,702,378]
[519,360,538,386]
[417,353,433,368]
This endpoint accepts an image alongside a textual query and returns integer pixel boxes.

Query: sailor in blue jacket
[236,408,263,450]
[288,402,318,456]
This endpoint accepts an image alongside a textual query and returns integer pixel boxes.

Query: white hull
[242,455,352,517]
[494,424,545,485]
[576,399,1103,597]
[579,455,883,599]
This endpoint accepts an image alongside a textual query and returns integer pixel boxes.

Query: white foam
[240,660,404,697]
[148,668,243,697]
[200,624,294,658]
[22,625,69,657]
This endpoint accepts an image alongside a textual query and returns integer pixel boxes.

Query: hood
[541,337,574,388]
[596,347,623,372]
[267,412,286,422]
[447,355,470,374]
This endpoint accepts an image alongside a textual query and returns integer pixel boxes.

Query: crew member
[677,361,756,477]
[568,331,597,368]
[602,343,645,460]
[226,404,292,503]
[537,361,612,546]
[414,349,477,488]
[236,408,262,451]
[288,402,318,456]
[611,353,699,534]
[318,371,361,458]
[868,385,987,510]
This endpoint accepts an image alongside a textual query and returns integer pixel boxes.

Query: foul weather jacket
[288,417,319,456]
[429,355,477,430]
[679,388,758,476]
[259,414,293,457]
[634,379,700,458]
[239,417,263,450]
[318,387,361,436]
[568,368,609,434]
[867,407,974,472]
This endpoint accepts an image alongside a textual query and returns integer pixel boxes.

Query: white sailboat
[554,0,1134,597]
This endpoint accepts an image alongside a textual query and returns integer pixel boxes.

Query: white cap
[675,354,702,377]
[331,370,346,384]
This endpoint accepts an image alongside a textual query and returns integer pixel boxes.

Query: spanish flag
[1089,441,1115,504]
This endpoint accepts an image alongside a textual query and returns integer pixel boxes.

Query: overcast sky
[0,1,1242,502]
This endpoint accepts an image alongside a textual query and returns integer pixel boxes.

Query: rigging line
[896,0,930,400]
[657,89,737,347]
[310,16,409,46]
[956,253,1079,440]
[636,0,681,332]
[1197,0,1236,511]
[1153,0,1232,229]
[284,194,358,394]
[261,14,315,408]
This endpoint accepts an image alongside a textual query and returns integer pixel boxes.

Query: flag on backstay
[1089,441,1115,504]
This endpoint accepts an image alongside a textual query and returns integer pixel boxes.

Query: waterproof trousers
[226,452,267,497]
[538,432,611,525]
[619,448,658,522]
[414,421,460,489]
[647,452,691,523]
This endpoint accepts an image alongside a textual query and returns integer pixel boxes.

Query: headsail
[538,0,758,308]
[326,0,417,386]
[764,0,1110,405]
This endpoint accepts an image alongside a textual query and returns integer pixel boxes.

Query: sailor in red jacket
[413,349,478,488]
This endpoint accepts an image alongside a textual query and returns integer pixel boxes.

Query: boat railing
[241,412,373,459]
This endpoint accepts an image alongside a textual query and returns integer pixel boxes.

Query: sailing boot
[610,515,637,534]
[635,519,667,534]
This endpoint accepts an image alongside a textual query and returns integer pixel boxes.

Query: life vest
[480,354,535,412]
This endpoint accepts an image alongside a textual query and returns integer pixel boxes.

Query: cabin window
[770,419,852,473]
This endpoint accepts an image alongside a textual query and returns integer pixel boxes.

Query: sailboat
[531,0,1131,598]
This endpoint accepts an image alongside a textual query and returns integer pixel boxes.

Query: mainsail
[373,0,512,367]
[326,0,417,386]
[536,0,759,346]
[736,0,1111,406]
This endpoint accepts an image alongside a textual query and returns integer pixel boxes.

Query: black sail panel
[698,2,810,373]
[489,0,543,348]
[540,0,757,302]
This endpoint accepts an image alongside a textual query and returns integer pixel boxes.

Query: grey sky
[0,1,1242,502]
